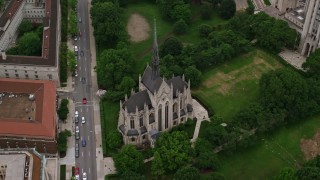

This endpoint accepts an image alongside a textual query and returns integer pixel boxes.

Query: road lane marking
[89,168,91,173]
[84,67,87,72]
[88,135,90,141]
[82,152,83,157]
[88,151,90,156]
[79,67,81,70]
[87,107,89,112]
[80,108,83,113]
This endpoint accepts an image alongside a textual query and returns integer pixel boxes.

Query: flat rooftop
[0,93,36,121]
[0,154,26,180]
[0,78,56,138]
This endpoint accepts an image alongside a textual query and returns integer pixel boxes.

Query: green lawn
[193,49,283,122]
[123,2,227,77]
[100,100,120,156]
[218,115,320,179]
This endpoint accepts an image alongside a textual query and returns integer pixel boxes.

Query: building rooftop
[0,154,26,180]
[0,78,56,138]
[0,0,58,67]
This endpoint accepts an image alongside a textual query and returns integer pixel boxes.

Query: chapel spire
[151,19,160,80]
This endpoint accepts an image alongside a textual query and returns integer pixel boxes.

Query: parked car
[83,172,87,180]
[81,116,85,124]
[78,17,82,23]
[74,45,78,55]
[75,131,80,140]
[75,111,79,117]
[82,139,86,147]
[75,116,79,124]
[75,126,79,133]
[75,143,79,158]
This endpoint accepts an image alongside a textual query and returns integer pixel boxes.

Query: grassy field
[60,165,66,180]
[123,2,227,77]
[100,100,120,156]
[193,49,283,122]
[217,115,320,179]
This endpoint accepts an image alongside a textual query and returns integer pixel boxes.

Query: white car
[75,174,79,180]
[81,117,85,124]
[75,111,79,118]
[75,126,79,133]
[83,172,87,180]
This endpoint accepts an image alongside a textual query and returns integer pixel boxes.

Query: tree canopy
[17,32,42,56]
[157,0,191,22]
[174,166,200,180]
[219,0,236,19]
[114,145,144,175]
[154,131,192,172]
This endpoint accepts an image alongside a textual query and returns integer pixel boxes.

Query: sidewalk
[191,99,210,143]
[86,0,116,179]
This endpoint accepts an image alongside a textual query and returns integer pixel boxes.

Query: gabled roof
[141,66,163,93]
[123,90,152,113]
[166,76,187,97]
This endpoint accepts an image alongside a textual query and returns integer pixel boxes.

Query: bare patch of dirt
[203,56,279,95]
[127,13,150,42]
[301,131,320,160]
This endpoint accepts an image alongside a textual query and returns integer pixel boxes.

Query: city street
[74,0,97,179]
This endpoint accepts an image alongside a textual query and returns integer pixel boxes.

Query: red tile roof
[0,78,56,139]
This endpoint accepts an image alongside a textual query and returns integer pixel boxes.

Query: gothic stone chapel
[117,21,194,147]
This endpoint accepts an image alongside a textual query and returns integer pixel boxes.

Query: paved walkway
[191,99,210,143]
[279,49,306,70]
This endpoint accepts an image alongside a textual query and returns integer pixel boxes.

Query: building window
[165,102,169,129]
[48,74,52,80]
[4,69,7,72]
[5,73,9,78]
[142,135,146,139]
[15,70,17,72]
[130,117,135,129]
[173,121,177,125]
[139,117,143,127]
[158,105,162,131]
[25,74,29,78]
[35,75,39,79]
[131,137,135,142]
[15,74,19,78]
[35,71,37,74]
[25,70,27,73]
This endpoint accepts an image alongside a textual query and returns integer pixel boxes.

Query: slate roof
[166,76,187,97]
[127,129,139,136]
[119,124,126,134]
[187,104,193,112]
[123,90,152,113]
[140,126,147,134]
[141,66,163,93]
[149,129,161,140]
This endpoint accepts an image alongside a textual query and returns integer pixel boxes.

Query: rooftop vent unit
[29,94,35,101]
[28,117,33,121]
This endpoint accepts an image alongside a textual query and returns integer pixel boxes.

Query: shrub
[198,24,212,38]
[173,19,188,35]
[200,4,212,20]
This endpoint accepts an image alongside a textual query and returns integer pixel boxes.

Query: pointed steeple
[151,19,160,80]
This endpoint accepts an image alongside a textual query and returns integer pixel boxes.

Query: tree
[119,76,136,96]
[59,43,68,83]
[154,131,192,172]
[106,130,122,149]
[114,145,144,175]
[302,49,320,76]
[194,138,213,155]
[211,0,222,7]
[174,166,200,180]
[17,32,42,56]
[97,48,134,90]
[173,19,188,35]
[198,24,212,38]
[204,123,228,147]
[120,170,145,180]
[68,10,78,36]
[67,50,77,74]
[246,0,255,15]
[219,0,236,19]
[58,99,69,121]
[18,20,33,37]
[275,167,297,180]
[157,0,191,22]
[57,130,72,152]
[259,69,312,121]
[90,2,123,48]
[296,167,320,180]
[185,66,202,87]
[201,4,212,20]
[68,0,77,9]
[194,151,220,170]
[160,37,183,58]
[151,151,165,177]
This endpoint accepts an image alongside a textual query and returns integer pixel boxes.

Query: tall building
[299,0,320,56]
[118,21,194,147]
[0,0,61,86]
[272,0,298,12]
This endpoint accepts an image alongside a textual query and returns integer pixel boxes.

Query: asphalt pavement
[74,0,97,179]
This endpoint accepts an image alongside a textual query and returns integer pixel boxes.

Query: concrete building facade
[0,0,61,86]
[118,22,194,147]
[272,0,298,12]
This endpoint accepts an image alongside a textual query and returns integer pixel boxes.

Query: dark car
[75,116,79,124]
[75,143,79,158]
[82,139,86,147]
